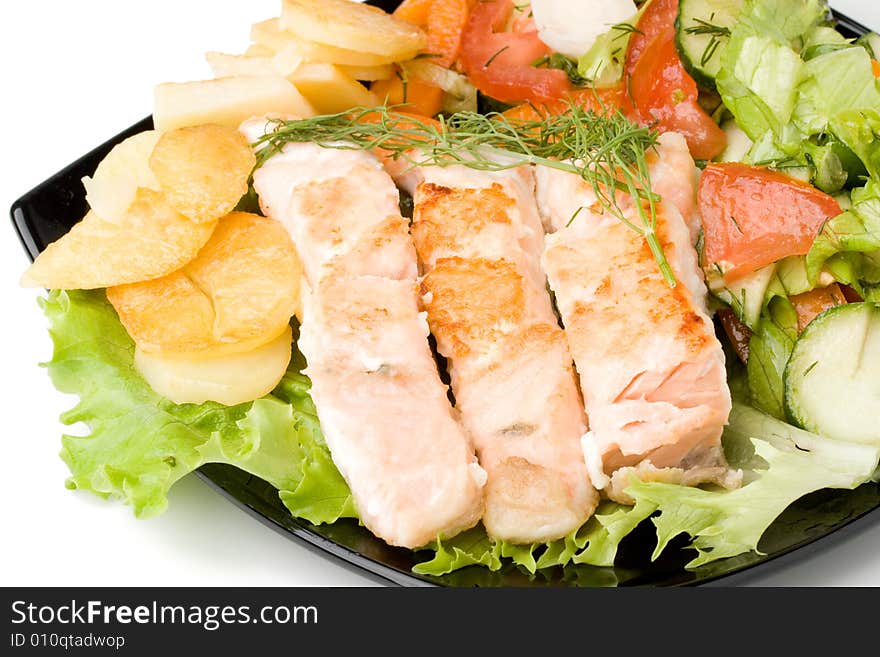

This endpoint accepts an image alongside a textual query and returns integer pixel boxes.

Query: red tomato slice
[501,85,629,121]
[629,34,727,159]
[699,163,843,282]
[625,0,725,159]
[459,0,571,104]
[626,0,680,75]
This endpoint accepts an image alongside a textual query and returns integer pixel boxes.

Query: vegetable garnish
[252,104,676,284]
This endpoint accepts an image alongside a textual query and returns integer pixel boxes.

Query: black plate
[11,4,880,587]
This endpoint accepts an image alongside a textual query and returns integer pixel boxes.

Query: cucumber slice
[675,0,744,90]
[784,302,880,444]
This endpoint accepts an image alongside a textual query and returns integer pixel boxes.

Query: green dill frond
[252,103,675,285]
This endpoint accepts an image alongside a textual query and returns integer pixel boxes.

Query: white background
[0,0,878,588]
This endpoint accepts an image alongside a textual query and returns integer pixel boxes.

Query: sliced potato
[20,190,217,290]
[134,326,292,406]
[291,63,378,114]
[207,49,306,79]
[153,76,316,131]
[335,63,394,81]
[271,45,307,77]
[149,124,255,224]
[280,0,425,59]
[251,18,397,66]
[82,131,162,223]
[107,212,302,355]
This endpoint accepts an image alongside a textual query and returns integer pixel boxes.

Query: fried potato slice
[134,326,292,406]
[20,190,217,290]
[291,63,378,114]
[207,49,391,81]
[107,212,302,355]
[251,18,397,66]
[334,63,394,81]
[153,76,316,132]
[280,0,425,59]
[82,130,162,223]
[149,124,255,224]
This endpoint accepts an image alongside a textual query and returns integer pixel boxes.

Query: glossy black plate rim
[10,5,880,588]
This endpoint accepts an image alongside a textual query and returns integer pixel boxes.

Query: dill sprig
[252,104,674,285]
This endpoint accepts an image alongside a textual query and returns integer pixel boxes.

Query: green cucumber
[675,0,744,90]
[784,302,880,444]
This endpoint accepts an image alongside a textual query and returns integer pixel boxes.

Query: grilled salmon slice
[300,276,485,548]
[242,119,485,548]
[535,132,700,238]
[538,139,740,503]
[412,165,597,543]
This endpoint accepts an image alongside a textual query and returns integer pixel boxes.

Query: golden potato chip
[280,0,425,59]
[107,212,302,355]
[149,124,256,224]
[20,189,217,290]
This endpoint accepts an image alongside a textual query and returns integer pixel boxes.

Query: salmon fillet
[538,137,740,502]
[242,120,485,548]
[412,165,597,543]
[535,132,701,238]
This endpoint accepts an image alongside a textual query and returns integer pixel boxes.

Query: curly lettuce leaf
[412,502,652,577]
[627,403,880,568]
[43,289,355,523]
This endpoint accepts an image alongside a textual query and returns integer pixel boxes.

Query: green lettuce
[716,0,880,185]
[716,0,829,144]
[43,289,355,523]
[831,109,880,180]
[794,47,880,138]
[806,180,880,300]
[718,33,805,141]
[628,403,880,568]
[412,502,654,577]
